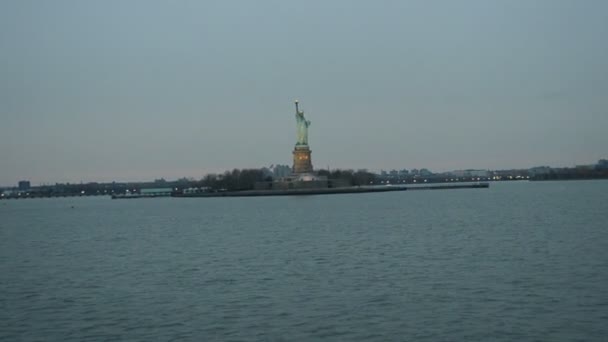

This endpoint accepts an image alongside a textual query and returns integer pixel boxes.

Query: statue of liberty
[294,100,311,146]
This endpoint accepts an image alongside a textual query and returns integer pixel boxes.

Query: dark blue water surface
[1,181,607,341]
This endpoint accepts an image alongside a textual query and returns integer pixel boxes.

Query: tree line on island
[196,168,376,191]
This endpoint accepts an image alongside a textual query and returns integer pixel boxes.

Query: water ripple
[1,182,607,341]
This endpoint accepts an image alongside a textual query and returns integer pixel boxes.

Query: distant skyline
[1,0,607,186]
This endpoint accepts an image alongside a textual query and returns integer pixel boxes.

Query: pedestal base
[292,146,313,174]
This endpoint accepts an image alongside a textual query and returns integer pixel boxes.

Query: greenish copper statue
[295,100,311,146]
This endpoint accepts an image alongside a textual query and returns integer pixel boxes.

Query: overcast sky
[1,0,607,185]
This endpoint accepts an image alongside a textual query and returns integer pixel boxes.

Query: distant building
[448,170,464,178]
[18,181,30,191]
[448,169,488,178]
[272,164,291,178]
[528,166,552,176]
[468,169,489,178]
[596,159,608,170]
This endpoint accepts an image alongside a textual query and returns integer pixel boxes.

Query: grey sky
[1,0,607,185]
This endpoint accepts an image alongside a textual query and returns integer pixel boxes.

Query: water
[1,181,607,341]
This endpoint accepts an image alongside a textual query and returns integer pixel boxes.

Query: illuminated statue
[295,100,311,146]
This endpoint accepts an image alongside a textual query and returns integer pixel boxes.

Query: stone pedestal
[292,145,313,174]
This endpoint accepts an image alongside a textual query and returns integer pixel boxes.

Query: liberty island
[172,101,489,198]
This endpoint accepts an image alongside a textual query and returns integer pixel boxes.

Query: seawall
[172,183,489,198]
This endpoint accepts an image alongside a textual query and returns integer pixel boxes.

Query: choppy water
[1,180,607,341]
